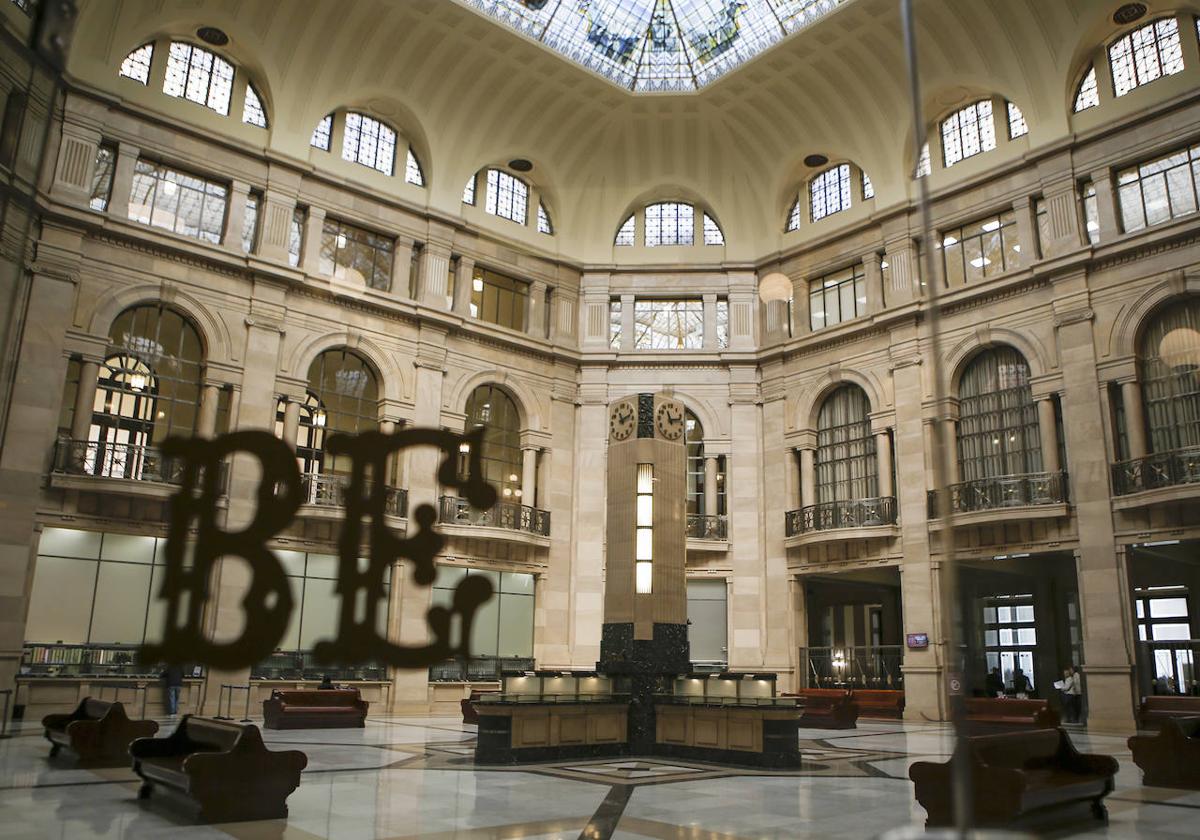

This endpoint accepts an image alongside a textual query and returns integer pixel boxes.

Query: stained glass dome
[463,0,844,92]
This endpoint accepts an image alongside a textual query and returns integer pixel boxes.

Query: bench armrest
[42,713,75,731]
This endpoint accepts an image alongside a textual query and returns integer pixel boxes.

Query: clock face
[609,401,635,442]
[655,401,685,440]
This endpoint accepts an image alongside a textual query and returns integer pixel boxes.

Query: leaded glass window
[485,169,528,224]
[703,213,724,245]
[465,384,522,502]
[341,112,396,175]
[634,299,703,349]
[463,174,477,205]
[163,42,234,116]
[786,198,802,232]
[816,385,877,504]
[1081,181,1100,244]
[941,99,996,168]
[319,218,394,291]
[915,143,931,178]
[241,191,260,254]
[242,84,267,128]
[289,206,305,267]
[615,214,636,245]
[299,349,378,476]
[128,159,227,244]
[89,143,116,212]
[311,114,332,150]
[119,43,153,85]
[1109,18,1184,98]
[862,172,875,199]
[1074,65,1100,112]
[645,202,693,247]
[1117,143,1200,233]
[1139,297,1200,452]
[470,266,528,331]
[811,164,851,221]
[1006,101,1028,138]
[405,149,424,187]
[809,265,865,331]
[609,299,622,349]
[957,347,1042,482]
[716,298,729,349]
[941,211,1019,285]
[537,202,553,234]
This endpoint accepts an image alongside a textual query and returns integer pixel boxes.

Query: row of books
[23,645,139,665]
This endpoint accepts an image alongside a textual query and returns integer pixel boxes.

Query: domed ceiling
[462,0,844,92]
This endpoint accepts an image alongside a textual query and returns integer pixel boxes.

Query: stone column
[571,375,609,666]
[197,383,221,438]
[534,378,578,668]
[521,446,538,508]
[1012,195,1037,268]
[417,242,452,310]
[620,293,635,350]
[883,232,919,305]
[727,369,770,671]
[224,181,250,252]
[300,206,327,275]
[791,275,810,336]
[786,447,801,510]
[280,398,300,449]
[799,447,815,508]
[106,144,140,220]
[453,255,475,316]
[1037,397,1059,473]
[862,252,884,315]
[391,240,414,299]
[257,188,298,265]
[727,273,758,350]
[704,455,719,517]
[528,280,547,338]
[876,430,894,498]
[69,359,100,442]
[1121,380,1148,459]
[944,418,960,487]
[702,293,718,349]
[1089,168,1121,242]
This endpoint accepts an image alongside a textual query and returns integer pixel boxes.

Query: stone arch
[447,370,542,433]
[88,284,231,365]
[795,370,886,432]
[1108,270,1200,360]
[668,391,724,440]
[611,184,726,245]
[946,328,1051,395]
[288,331,406,407]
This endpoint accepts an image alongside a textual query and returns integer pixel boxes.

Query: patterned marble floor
[1,715,1197,839]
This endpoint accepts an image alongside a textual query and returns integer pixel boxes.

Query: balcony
[686,513,727,544]
[49,438,218,499]
[926,471,1069,527]
[1111,447,1200,509]
[298,473,407,520]
[437,495,551,544]
[784,497,898,547]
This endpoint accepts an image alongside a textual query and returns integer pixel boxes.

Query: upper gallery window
[811,164,851,222]
[940,211,1019,285]
[319,217,394,291]
[163,42,235,116]
[1006,101,1028,138]
[645,202,694,247]
[404,149,424,187]
[537,202,553,235]
[341,112,396,175]
[485,168,528,224]
[128,159,227,245]
[242,85,267,128]
[89,143,116,212]
[634,299,703,349]
[1117,143,1200,233]
[809,265,865,331]
[615,214,636,246]
[702,213,724,245]
[119,43,154,85]
[311,114,333,150]
[470,266,528,331]
[941,99,996,168]
[1074,66,1100,112]
[1109,18,1184,98]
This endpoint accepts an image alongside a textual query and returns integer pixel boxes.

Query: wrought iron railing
[438,496,551,536]
[927,471,1067,517]
[299,473,407,517]
[799,645,905,690]
[686,513,727,540]
[53,437,190,485]
[785,496,897,536]
[1111,447,1200,496]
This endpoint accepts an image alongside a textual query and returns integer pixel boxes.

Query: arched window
[1139,298,1200,453]
[957,347,1042,482]
[915,143,931,179]
[163,42,235,116]
[816,386,877,503]
[88,305,203,477]
[684,410,726,524]
[941,99,996,168]
[686,410,705,516]
[342,111,396,175]
[242,84,267,128]
[645,202,693,246]
[275,392,326,476]
[119,43,153,84]
[811,164,851,222]
[1109,18,1184,98]
[465,384,522,502]
[614,214,635,245]
[1074,65,1099,112]
[537,202,553,235]
[291,349,378,477]
[485,168,528,224]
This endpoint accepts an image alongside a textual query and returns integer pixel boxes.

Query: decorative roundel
[655,401,685,440]
[610,401,635,442]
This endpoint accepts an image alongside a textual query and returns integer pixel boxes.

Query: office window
[241,191,260,254]
[242,84,267,128]
[431,567,534,658]
[1074,65,1100,112]
[485,169,528,224]
[1117,143,1200,233]
[341,112,396,175]
[288,207,305,267]
[634,299,703,349]
[811,164,851,221]
[119,43,154,85]
[537,202,553,234]
[319,218,394,291]
[941,211,1019,285]
[311,114,332,150]
[1007,101,1028,138]
[703,213,724,245]
[162,42,234,116]
[609,299,622,349]
[89,143,116,212]
[128,159,227,244]
[470,266,528,331]
[1109,18,1185,98]
[615,214,635,245]
[941,99,996,167]
[809,265,865,331]
[463,174,476,205]
[645,202,694,247]
[404,149,424,187]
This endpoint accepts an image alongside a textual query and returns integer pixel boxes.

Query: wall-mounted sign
[906,632,929,650]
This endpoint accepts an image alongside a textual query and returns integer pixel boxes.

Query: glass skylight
[464,0,844,92]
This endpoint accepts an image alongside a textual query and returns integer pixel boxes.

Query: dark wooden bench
[262,688,368,729]
[42,698,158,766]
[131,716,307,823]
[909,728,1118,829]
[461,689,499,724]
[1128,716,1200,789]
[962,697,1060,732]
[783,688,858,729]
[1138,695,1200,729]
[852,689,904,719]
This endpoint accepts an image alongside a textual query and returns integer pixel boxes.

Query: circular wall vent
[803,153,828,168]
[508,158,533,172]
[197,26,229,46]
[1112,3,1147,25]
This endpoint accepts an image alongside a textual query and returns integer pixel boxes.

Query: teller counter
[15,676,204,721]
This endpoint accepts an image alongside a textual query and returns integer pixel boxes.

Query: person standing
[985,666,1005,697]
[1061,665,1082,723]
[162,664,184,716]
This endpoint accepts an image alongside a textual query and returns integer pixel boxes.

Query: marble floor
[1,715,1197,839]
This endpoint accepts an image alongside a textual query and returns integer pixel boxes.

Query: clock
[609,400,635,442]
[655,401,685,440]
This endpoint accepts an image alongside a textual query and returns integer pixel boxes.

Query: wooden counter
[475,701,629,763]
[16,677,204,721]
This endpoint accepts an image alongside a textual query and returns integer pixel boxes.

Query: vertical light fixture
[635,463,653,594]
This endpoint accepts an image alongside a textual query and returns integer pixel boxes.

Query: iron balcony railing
[1111,447,1200,496]
[429,655,536,682]
[785,496,897,536]
[686,513,727,540]
[927,471,1067,517]
[438,495,551,536]
[799,645,905,690]
[53,437,196,486]
[299,473,408,517]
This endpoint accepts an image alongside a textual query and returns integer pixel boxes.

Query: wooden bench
[1138,695,1200,729]
[783,689,858,729]
[131,716,307,823]
[852,689,904,719]
[461,689,499,725]
[262,688,368,729]
[42,698,158,766]
[1128,716,1200,789]
[962,697,1060,732]
[909,728,1118,829]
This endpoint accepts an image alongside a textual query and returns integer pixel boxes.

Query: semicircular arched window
[295,349,378,479]
[1138,297,1200,453]
[309,110,425,185]
[956,347,1042,482]
[816,386,877,504]
[465,384,522,502]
